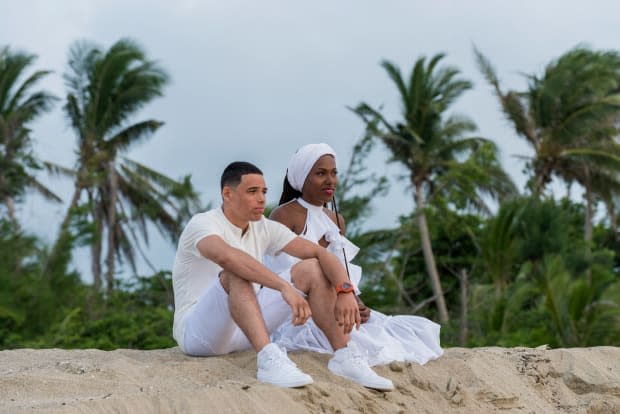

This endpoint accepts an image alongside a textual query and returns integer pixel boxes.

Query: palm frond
[473,46,501,93]
[380,60,409,113]
[42,161,76,179]
[0,49,36,110]
[104,120,163,153]
[474,47,537,145]
[561,148,620,170]
[25,176,62,203]
[351,102,398,135]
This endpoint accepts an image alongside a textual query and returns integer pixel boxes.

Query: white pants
[181,273,294,356]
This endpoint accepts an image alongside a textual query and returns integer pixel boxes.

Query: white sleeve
[264,218,298,256]
[182,214,223,258]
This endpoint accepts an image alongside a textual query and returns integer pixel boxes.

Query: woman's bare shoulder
[270,200,306,233]
[270,200,301,218]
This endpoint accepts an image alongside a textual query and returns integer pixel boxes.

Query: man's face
[222,173,267,226]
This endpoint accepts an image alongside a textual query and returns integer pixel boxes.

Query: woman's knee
[291,258,329,290]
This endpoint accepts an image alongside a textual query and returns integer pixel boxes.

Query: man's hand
[281,284,312,326]
[356,296,370,324]
[334,293,360,334]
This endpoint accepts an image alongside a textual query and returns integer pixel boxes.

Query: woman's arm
[324,209,371,323]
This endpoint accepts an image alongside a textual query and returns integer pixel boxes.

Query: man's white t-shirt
[172,207,297,347]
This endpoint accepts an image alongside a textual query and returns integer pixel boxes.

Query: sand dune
[2,346,620,413]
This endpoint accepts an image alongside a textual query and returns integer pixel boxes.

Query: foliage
[48,273,175,350]
[0,222,175,350]
[0,219,83,348]
[469,198,620,347]
[0,46,60,222]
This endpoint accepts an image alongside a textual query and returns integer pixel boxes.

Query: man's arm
[198,235,291,290]
[197,235,311,325]
[282,237,348,286]
[281,237,360,333]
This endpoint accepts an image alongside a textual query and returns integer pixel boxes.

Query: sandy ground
[2,346,620,413]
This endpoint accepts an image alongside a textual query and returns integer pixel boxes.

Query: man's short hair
[221,161,263,190]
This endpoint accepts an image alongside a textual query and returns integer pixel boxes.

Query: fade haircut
[220,161,263,190]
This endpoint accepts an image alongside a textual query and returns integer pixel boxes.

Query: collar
[218,206,251,237]
[296,197,325,215]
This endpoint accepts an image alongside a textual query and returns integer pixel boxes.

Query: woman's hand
[356,295,370,324]
[334,293,360,334]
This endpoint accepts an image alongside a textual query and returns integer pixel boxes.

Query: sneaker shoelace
[347,347,371,369]
[265,347,298,369]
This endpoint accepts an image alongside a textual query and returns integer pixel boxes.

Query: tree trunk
[459,269,468,347]
[91,194,103,291]
[533,161,554,198]
[106,165,118,293]
[44,185,83,278]
[415,183,449,323]
[605,199,617,235]
[585,190,594,243]
[5,196,16,223]
[57,186,83,240]
[0,173,17,225]
[534,172,546,198]
[583,170,594,286]
[584,169,593,243]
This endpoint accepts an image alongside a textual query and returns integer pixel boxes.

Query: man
[172,161,393,390]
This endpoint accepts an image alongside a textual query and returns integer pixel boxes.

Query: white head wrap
[286,143,337,192]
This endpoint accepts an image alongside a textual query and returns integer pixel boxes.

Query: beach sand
[2,346,620,413]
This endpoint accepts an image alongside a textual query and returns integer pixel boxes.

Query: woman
[264,143,443,366]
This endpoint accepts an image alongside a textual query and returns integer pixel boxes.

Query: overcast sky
[2,1,619,281]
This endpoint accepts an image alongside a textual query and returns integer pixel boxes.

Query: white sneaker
[257,343,314,388]
[328,342,394,391]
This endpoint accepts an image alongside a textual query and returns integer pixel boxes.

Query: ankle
[333,345,348,356]
[257,342,273,354]
[329,338,349,351]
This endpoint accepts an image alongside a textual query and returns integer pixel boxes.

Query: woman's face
[301,154,338,206]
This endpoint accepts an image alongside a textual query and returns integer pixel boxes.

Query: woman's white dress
[264,198,443,366]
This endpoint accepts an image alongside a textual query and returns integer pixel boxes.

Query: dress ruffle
[271,310,443,366]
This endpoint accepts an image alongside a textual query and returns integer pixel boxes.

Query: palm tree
[52,38,200,291]
[475,46,620,240]
[0,46,60,224]
[353,54,516,323]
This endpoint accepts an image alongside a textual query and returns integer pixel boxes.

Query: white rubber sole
[358,379,394,391]
[328,364,394,391]
[257,374,314,388]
